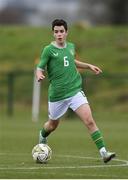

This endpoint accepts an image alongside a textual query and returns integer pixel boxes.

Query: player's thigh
[75,103,94,123]
[75,104,98,132]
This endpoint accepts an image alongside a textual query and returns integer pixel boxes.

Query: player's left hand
[89,65,102,75]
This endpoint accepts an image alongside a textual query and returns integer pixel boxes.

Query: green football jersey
[37,42,82,102]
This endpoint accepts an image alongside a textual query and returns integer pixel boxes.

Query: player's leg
[69,91,115,163]
[39,119,59,144]
[75,103,115,163]
[75,103,98,133]
[39,99,69,144]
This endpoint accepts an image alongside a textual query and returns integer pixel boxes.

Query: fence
[0,71,128,116]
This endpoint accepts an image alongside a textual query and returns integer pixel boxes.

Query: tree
[79,0,128,25]
[110,0,128,24]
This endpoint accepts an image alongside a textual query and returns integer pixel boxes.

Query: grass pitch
[0,109,128,179]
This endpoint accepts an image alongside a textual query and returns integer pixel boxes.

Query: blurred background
[0,0,128,117]
[0,1,128,178]
[0,0,128,26]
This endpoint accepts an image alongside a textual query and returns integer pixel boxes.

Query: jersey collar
[51,41,67,49]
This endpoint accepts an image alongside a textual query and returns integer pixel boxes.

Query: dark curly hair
[52,19,68,31]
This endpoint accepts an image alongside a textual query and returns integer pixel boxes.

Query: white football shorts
[48,91,88,120]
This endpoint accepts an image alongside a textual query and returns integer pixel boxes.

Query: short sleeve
[37,46,50,70]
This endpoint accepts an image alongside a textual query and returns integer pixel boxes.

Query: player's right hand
[36,70,45,82]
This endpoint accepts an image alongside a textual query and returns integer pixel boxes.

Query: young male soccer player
[36,19,115,163]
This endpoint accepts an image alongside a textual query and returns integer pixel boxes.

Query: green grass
[0,109,128,178]
[0,26,128,178]
[0,26,128,111]
[0,26,52,71]
[0,26,128,73]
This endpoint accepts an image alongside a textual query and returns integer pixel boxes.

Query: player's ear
[53,31,56,38]
[66,30,68,36]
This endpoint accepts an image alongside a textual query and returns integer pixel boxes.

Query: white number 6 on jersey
[64,56,69,67]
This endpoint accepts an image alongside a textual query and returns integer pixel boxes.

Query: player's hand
[89,65,102,75]
[36,69,45,82]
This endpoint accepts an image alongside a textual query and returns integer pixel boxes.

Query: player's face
[53,26,68,45]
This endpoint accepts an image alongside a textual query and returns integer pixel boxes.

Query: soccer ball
[32,144,52,163]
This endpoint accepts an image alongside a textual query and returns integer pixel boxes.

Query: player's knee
[87,121,95,129]
[85,117,95,130]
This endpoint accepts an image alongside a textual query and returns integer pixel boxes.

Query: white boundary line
[0,153,128,170]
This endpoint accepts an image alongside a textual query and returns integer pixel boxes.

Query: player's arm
[75,59,102,75]
[36,47,50,82]
[36,68,45,82]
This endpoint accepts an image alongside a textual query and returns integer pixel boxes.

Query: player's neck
[52,41,67,48]
[57,42,65,48]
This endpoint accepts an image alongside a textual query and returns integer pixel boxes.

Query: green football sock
[91,130,105,150]
[41,128,51,138]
